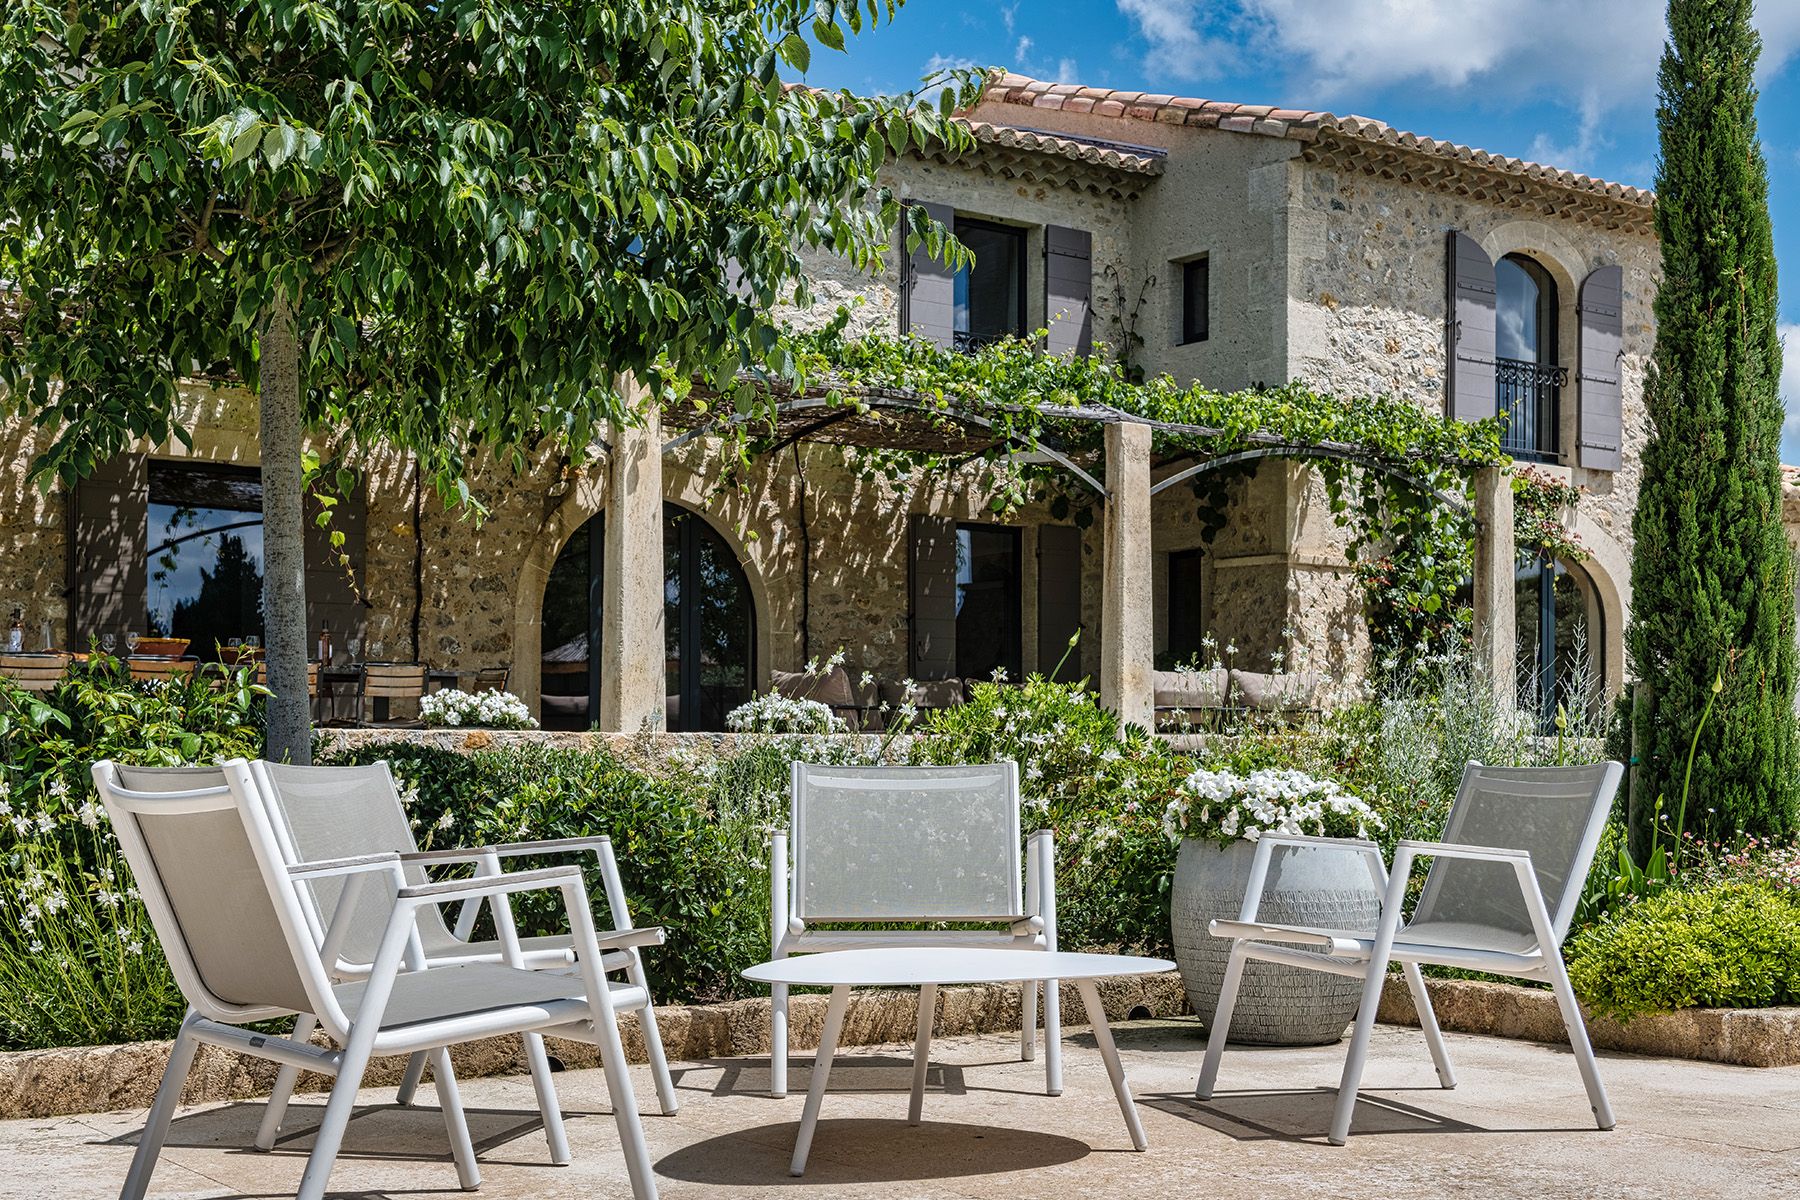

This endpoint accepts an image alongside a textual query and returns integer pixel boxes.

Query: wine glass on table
[101,632,116,657]
[125,631,140,656]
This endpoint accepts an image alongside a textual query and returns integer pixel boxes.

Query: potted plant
[1162,767,1383,1045]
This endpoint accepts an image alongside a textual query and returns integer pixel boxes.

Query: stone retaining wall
[0,974,1185,1121]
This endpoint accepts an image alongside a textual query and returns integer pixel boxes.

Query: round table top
[741,947,1175,988]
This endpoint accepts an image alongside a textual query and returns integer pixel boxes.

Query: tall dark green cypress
[1627,0,1796,857]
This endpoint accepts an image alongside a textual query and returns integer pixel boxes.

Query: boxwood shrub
[1565,882,1800,1019]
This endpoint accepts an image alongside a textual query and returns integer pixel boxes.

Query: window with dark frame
[145,461,265,657]
[952,217,1027,352]
[1165,547,1206,666]
[1180,255,1210,344]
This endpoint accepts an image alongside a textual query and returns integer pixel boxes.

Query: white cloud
[1114,1,1800,170]
[1116,0,1239,81]
[919,53,983,101]
[1016,36,1034,61]
[1001,3,1018,37]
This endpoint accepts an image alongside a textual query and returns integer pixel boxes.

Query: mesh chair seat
[1396,919,1540,958]
[333,964,645,1031]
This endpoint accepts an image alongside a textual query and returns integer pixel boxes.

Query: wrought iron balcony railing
[1496,357,1567,461]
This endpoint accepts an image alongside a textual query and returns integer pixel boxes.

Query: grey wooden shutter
[303,483,368,655]
[70,453,147,648]
[900,200,956,348]
[1036,524,1083,682]
[1577,264,1625,472]
[1445,231,1498,422]
[909,513,958,680]
[1044,225,1093,356]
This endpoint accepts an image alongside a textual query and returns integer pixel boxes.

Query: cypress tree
[1627,0,1796,857]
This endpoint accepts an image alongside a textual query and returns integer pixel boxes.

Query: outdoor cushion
[880,677,966,710]
[1231,669,1322,711]
[1153,668,1230,710]
[770,666,857,709]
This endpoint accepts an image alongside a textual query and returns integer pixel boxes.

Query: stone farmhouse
[0,72,1668,730]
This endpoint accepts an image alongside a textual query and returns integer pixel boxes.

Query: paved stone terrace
[11,1019,1798,1199]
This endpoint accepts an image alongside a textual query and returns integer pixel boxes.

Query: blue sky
[796,0,1800,461]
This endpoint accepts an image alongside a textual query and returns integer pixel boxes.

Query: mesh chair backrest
[1411,762,1620,946]
[792,763,1022,922]
[258,761,442,963]
[106,764,315,1015]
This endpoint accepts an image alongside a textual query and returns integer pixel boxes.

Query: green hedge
[1566,882,1800,1019]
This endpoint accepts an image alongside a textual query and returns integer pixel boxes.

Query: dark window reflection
[540,503,755,731]
[955,524,1021,682]
[146,462,264,659]
[953,218,1025,350]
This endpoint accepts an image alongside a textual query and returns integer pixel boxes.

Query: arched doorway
[539,503,757,731]
[1517,555,1602,728]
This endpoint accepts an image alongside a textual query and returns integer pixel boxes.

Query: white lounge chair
[247,759,678,1152]
[91,759,659,1200]
[769,761,1061,1097]
[1196,760,1623,1144]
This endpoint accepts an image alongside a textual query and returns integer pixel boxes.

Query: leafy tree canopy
[0,0,979,500]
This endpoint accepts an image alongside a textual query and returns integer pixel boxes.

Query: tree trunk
[260,295,311,764]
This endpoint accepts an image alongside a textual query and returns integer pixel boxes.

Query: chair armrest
[1394,840,1531,863]
[488,836,611,859]
[593,926,665,951]
[1253,833,1384,854]
[400,845,500,866]
[396,864,585,903]
[289,852,402,881]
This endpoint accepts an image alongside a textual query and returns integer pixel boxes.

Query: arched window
[1516,555,1602,728]
[1494,255,1561,460]
[539,502,756,731]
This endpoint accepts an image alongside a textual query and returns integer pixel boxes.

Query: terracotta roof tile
[954,118,1165,176]
[978,72,1654,207]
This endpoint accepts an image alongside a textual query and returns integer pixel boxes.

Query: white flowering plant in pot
[419,688,538,730]
[725,692,846,735]
[1162,766,1381,848]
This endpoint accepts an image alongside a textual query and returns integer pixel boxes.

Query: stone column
[599,375,666,731]
[1472,464,1516,704]
[1100,420,1154,729]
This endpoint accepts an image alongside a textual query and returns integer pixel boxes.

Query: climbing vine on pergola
[659,327,1510,664]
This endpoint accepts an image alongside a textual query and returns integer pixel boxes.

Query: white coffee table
[741,946,1174,1175]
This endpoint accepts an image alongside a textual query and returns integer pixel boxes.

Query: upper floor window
[1179,255,1210,344]
[953,218,1025,352]
[1495,254,1563,461]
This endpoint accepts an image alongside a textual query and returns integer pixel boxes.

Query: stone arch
[1481,221,1591,460]
[1568,510,1631,698]
[506,453,783,718]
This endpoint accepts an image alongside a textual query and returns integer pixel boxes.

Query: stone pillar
[599,376,666,731]
[1472,465,1516,704]
[1100,420,1154,729]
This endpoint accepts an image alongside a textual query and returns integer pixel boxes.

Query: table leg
[909,983,936,1125]
[790,985,849,1177]
[1076,979,1147,1151]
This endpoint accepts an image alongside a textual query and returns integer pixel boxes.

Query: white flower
[435,810,456,830]
[78,800,103,829]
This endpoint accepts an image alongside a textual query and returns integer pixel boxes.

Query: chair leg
[770,981,790,1099]
[1043,976,1063,1096]
[625,951,679,1115]
[523,1032,572,1165]
[295,1030,379,1200]
[255,1013,319,1150]
[428,1047,482,1191]
[1402,962,1456,1089]
[1021,980,1038,1062]
[1195,941,1249,1100]
[396,1049,429,1106]
[121,1011,203,1200]
[590,999,657,1199]
[1544,954,1615,1130]
[1328,954,1395,1147]
[909,984,936,1125]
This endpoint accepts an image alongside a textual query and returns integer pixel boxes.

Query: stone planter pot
[1171,838,1382,1046]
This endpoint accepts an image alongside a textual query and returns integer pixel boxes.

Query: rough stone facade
[0,78,1668,718]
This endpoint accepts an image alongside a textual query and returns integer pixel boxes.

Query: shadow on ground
[655,1118,1093,1186]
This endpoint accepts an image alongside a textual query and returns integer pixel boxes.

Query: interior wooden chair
[127,656,199,683]
[473,665,512,693]
[0,652,70,692]
[357,662,429,726]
